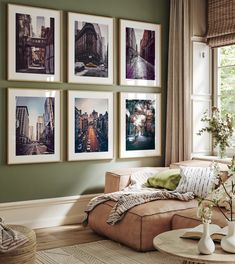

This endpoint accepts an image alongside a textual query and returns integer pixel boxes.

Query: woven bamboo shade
[207,0,235,47]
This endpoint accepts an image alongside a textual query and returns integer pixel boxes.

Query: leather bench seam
[101,202,196,218]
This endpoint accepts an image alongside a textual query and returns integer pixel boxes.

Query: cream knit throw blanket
[0,219,28,253]
[85,169,194,225]
[85,189,194,225]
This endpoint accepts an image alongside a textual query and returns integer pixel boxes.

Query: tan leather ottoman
[88,199,197,251]
[171,207,227,230]
[89,164,229,252]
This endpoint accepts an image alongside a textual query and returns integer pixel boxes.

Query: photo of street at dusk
[16,96,55,156]
[126,99,155,151]
[16,13,55,74]
[126,27,155,80]
[74,21,109,77]
[74,98,109,153]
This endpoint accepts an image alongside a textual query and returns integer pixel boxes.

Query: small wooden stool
[0,225,36,264]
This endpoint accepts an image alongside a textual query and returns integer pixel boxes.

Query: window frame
[213,47,235,157]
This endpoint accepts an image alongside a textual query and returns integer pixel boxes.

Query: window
[215,45,235,151]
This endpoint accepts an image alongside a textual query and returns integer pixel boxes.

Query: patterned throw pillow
[130,170,156,187]
[175,166,215,198]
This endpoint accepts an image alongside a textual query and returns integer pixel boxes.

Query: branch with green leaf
[197,107,233,157]
[198,158,235,223]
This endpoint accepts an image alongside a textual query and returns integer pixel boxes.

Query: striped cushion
[175,166,215,198]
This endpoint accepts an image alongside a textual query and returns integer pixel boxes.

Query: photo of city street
[74,98,109,153]
[15,96,55,156]
[126,99,155,151]
[16,13,55,74]
[74,21,109,77]
[126,27,155,80]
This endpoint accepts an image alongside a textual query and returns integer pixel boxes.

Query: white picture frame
[8,4,61,82]
[120,19,161,87]
[8,88,61,164]
[68,90,113,161]
[68,12,113,85]
[120,92,161,158]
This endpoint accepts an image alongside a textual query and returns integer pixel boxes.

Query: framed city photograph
[68,12,113,85]
[120,19,161,87]
[8,4,61,82]
[119,92,161,158]
[68,90,113,161]
[8,88,61,164]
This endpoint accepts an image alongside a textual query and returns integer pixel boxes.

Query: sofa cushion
[147,169,181,190]
[88,198,197,251]
[175,166,215,198]
[170,159,228,172]
[104,167,168,193]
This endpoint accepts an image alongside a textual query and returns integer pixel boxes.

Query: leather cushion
[88,199,197,251]
[171,207,227,230]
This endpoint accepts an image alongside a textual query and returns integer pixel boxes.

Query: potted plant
[197,107,233,158]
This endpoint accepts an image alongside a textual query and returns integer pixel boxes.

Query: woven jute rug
[36,240,182,264]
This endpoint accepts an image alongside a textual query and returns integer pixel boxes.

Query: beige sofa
[88,160,229,251]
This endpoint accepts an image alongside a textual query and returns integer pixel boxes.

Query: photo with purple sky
[133,28,144,53]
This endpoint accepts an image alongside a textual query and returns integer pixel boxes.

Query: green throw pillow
[146,169,181,190]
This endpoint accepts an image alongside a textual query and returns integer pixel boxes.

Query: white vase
[221,221,235,253]
[198,223,215,255]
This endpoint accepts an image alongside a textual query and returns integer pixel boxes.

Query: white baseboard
[0,193,100,229]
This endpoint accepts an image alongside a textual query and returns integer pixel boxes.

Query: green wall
[0,0,170,203]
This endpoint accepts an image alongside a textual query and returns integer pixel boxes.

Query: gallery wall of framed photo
[0,0,170,202]
[6,3,163,164]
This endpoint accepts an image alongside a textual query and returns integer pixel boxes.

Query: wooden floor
[35,224,105,251]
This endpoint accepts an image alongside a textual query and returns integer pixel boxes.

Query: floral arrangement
[197,107,233,158]
[197,162,220,223]
[197,202,213,223]
[198,158,235,223]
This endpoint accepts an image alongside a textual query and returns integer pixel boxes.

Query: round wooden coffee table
[153,229,235,264]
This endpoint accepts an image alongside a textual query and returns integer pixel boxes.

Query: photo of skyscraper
[74,21,109,77]
[15,96,55,156]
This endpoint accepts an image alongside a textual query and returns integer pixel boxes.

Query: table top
[153,229,235,264]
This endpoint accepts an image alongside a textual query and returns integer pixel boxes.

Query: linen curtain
[207,0,235,48]
[165,0,191,166]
